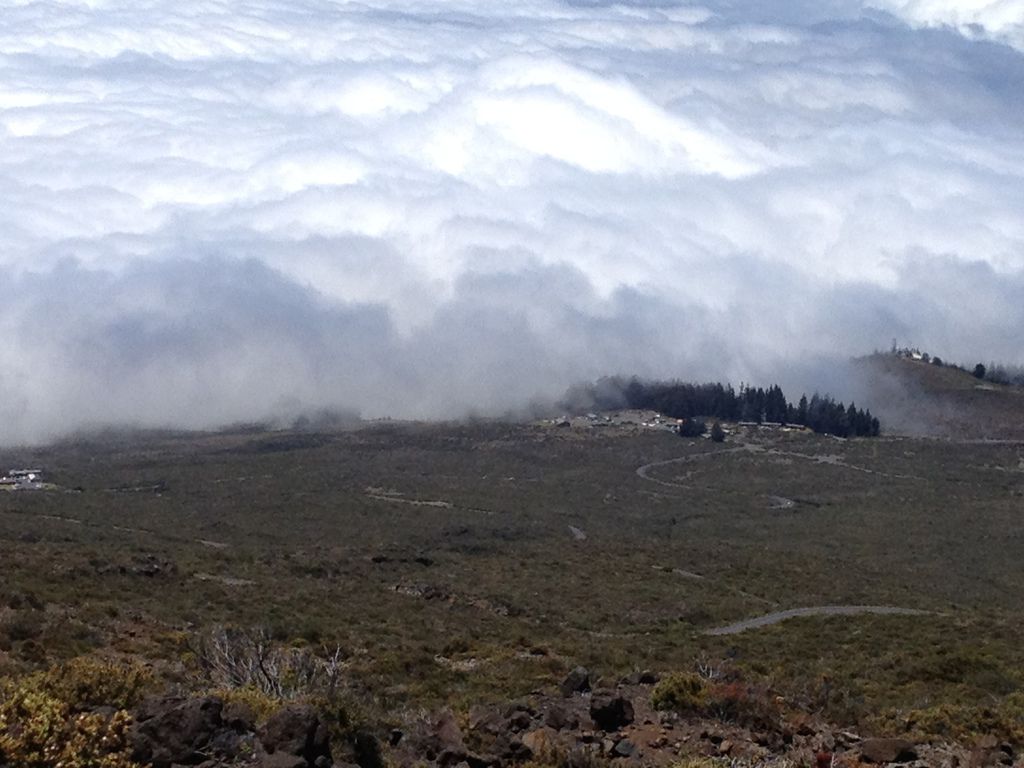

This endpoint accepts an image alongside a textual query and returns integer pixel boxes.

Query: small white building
[0,469,46,490]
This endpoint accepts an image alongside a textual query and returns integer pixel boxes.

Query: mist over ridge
[2,0,1023,443]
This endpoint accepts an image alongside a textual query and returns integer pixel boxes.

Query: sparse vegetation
[889,345,1024,389]
[2,361,1024,764]
[877,692,1024,744]
[653,673,782,732]
[190,625,344,699]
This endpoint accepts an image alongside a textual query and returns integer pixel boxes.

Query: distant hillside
[857,353,1024,440]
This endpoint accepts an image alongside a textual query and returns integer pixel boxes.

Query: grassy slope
[859,354,1024,439]
[1,408,1022,733]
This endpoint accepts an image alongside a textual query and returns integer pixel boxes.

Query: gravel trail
[704,605,931,635]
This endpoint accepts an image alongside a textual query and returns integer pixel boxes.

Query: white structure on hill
[0,469,45,490]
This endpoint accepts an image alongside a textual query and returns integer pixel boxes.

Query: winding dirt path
[704,605,931,636]
[762,448,924,480]
[635,444,932,632]
[635,446,749,488]
[636,439,923,490]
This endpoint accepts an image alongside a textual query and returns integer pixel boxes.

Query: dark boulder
[222,699,256,731]
[436,746,495,768]
[491,734,531,763]
[544,704,577,731]
[129,696,224,767]
[560,667,592,697]
[589,692,634,732]
[259,705,331,764]
[351,728,385,768]
[208,728,255,760]
[506,710,533,732]
[566,746,599,768]
[621,670,659,686]
[612,738,636,757]
[468,705,504,735]
[260,753,308,768]
[413,709,468,761]
[860,738,918,764]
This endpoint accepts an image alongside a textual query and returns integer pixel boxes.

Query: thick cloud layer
[2,0,1023,442]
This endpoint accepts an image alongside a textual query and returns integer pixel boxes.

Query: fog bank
[2,1,1023,442]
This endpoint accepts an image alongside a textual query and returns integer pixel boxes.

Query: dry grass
[0,413,1022,737]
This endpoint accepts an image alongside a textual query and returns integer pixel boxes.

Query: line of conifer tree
[572,377,880,438]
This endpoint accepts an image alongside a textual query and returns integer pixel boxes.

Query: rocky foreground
[117,669,1018,768]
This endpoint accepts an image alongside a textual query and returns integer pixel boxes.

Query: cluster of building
[0,469,46,491]
[547,410,684,433]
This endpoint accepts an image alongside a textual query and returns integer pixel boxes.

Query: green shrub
[651,672,709,712]
[892,695,1024,744]
[42,657,152,711]
[214,686,282,726]
[901,648,1012,690]
[0,670,140,768]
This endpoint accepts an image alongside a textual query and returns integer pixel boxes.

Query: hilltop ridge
[857,353,1024,440]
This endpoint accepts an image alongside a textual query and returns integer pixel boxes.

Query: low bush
[193,626,360,752]
[1,610,46,644]
[651,672,709,712]
[887,692,1024,744]
[704,680,782,731]
[652,672,782,731]
[213,685,282,726]
[42,657,151,711]
[190,625,344,699]
[0,657,148,768]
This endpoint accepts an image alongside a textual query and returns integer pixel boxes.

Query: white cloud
[1,0,1023,442]
[867,0,1024,49]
